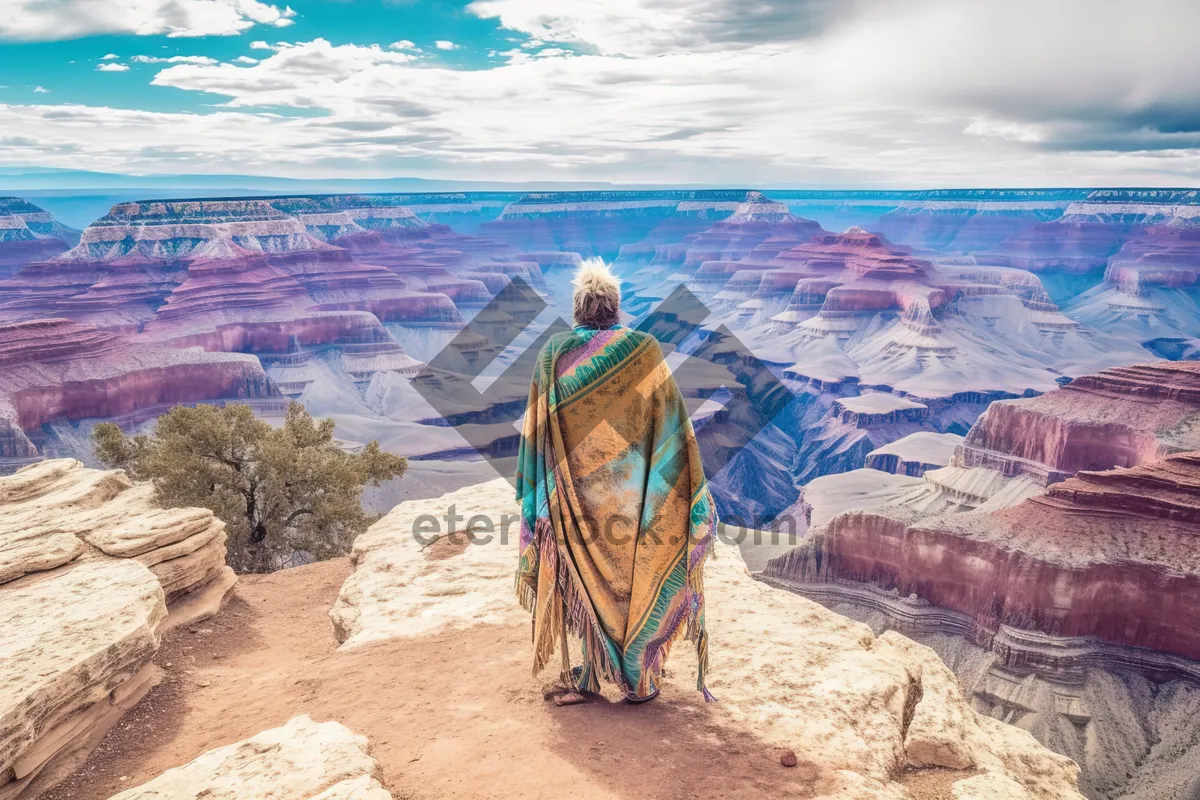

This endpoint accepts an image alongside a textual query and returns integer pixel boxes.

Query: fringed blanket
[515,324,716,700]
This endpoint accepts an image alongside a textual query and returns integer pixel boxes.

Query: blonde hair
[572,259,620,329]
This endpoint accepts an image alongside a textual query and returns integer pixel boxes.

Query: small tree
[94,402,406,573]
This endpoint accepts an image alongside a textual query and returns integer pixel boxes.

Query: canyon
[761,360,1200,798]
[1,187,1199,797]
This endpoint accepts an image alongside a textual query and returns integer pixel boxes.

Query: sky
[1,0,1199,187]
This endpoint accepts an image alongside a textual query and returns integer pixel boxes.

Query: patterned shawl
[515,324,716,700]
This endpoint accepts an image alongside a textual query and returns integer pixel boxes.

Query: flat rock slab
[0,559,167,790]
[107,715,390,800]
[330,478,523,649]
[331,478,1084,800]
[0,460,129,583]
[0,460,230,601]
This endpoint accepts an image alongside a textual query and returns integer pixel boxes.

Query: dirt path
[41,558,963,800]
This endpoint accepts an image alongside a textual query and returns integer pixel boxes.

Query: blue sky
[1,2,522,113]
[1,0,1199,186]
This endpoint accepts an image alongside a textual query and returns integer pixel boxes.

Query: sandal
[624,686,661,704]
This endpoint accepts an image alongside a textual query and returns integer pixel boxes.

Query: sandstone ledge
[0,460,234,608]
[0,560,166,799]
[331,478,1083,799]
[0,460,237,799]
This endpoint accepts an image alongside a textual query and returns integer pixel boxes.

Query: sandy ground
[40,556,964,800]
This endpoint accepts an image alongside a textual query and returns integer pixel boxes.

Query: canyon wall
[0,319,278,470]
[761,359,1200,798]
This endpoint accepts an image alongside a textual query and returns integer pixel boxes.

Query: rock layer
[0,319,276,467]
[0,199,78,278]
[0,459,236,799]
[957,360,1200,483]
[0,560,165,800]
[762,361,1200,798]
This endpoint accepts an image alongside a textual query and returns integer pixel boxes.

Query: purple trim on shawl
[554,330,622,378]
[641,600,690,676]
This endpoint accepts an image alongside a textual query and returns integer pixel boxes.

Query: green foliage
[93,402,406,573]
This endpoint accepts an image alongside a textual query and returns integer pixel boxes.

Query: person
[514,261,716,705]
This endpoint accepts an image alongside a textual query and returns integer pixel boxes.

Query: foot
[554,691,587,706]
[541,680,573,700]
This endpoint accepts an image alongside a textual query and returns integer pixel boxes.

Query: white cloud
[236,55,258,64]
[467,0,835,57]
[389,40,418,51]
[96,62,130,71]
[100,53,120,60]
[0,0,296,41]
[3,0,1199,185]
[132,55,220,65]
[32,86,49,93]
[434,40,460,50]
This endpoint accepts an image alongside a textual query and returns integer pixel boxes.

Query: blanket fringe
[525,515,631,694]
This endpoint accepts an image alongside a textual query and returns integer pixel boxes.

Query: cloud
[32,86,49,93]
[810,0,1200,155]
[389,40,419,51]
[132,54,222,65]
[100,53,120,60]
[467,0,838,57]
[0,0,297,41]
[434,40,460,50]
[96,62,130,71]
[3,0,1200,186]
[236,55,258,64]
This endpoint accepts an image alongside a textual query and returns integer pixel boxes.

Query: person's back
[515,262,716,704]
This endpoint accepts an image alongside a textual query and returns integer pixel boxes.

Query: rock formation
[0,198,78,278]
[0,197,472,337]
[1065,225,1200,345]
[480,190,761,261]
[761,359,1200,798]
[876,198,1067,253]
[865,431,964,476]
[980,193,1200,301]
[956,360,1200,481]
[0,318,277,469]
[107,716,390,800]
[616,221,1147,526]
[331,478,1085,799]
[0,459,235,799]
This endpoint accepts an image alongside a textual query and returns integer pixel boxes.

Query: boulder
[107,715,390,800]
[330,478,523,649]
